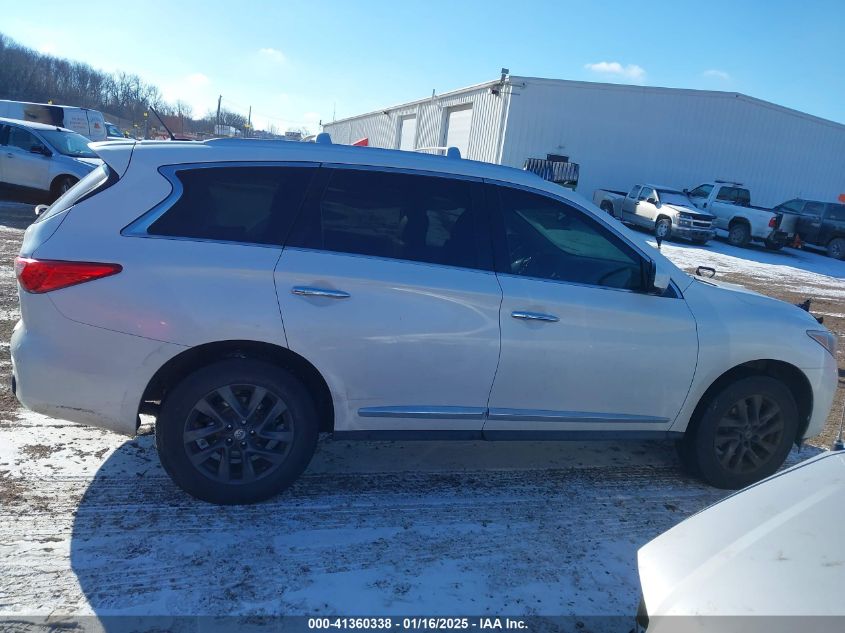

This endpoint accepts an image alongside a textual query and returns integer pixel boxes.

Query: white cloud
[702,69,730,81]
[258,48,286,64]
[161,73,216,119]
[584,61,646,82]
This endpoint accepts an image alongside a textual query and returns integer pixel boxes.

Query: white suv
[11,137,838,504]
[0,117,103,200]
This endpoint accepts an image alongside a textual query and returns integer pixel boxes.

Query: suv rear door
[483,183,697,436]
[275,166,501,434]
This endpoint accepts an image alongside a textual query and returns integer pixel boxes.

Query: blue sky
[2,0,843,131]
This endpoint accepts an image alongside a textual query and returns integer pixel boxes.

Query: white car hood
[638,452,845,622]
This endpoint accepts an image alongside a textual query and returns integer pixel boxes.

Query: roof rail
[714,179,744,186]
[204,137,292,145]
[413,146,462,159]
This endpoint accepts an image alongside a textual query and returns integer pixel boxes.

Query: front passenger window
[497,187,644,291]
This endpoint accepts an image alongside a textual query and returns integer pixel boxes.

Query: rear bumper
[11,296,185,435]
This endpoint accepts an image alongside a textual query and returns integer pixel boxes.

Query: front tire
[155,358,319,504]
[654,217,672,241]
[727,222,751,247]
[679,376,798,489]
[827,237,845,260]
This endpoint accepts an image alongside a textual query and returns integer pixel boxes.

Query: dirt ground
[0,199,841,628]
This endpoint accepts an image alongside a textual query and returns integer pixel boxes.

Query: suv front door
[483,184,698,436]
[276,167,501,434]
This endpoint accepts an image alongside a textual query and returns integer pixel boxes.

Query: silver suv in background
[0,117,103,200]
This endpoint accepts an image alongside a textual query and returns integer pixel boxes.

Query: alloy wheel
[182,383,294,484]
[714,394,784,474]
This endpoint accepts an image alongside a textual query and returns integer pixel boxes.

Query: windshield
[37,129,98,158]
[658,191,693,206]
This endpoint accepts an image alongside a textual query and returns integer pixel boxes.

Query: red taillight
[769,216,778,228]
[14,257,122,294]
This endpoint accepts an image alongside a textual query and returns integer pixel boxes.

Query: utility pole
[247,105,252,138]
[216,95,222,135]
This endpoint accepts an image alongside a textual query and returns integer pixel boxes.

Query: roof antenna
[834,401,845,451]
[148,105,176,141]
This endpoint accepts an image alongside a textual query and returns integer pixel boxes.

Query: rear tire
[50,175,77,202]
[727,222,751,247]
[679,376,798,490]
[827,237,845,260]
[155,358,319,504]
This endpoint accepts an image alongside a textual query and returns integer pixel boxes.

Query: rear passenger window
[289,168,481,269]
[147,166,315,245]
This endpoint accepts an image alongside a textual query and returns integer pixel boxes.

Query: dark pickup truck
[774,198,845,259]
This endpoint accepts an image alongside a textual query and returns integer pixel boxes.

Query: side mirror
[30,145,51,157]
[647,260,671,294]
[647,197,658,205]
[683,188,689,194]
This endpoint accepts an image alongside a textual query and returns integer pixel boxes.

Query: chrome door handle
[511,310,558,322]
[291,286,350,299]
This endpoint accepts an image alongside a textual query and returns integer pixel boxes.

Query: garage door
[398,116,417,151]
[444,106,472,157]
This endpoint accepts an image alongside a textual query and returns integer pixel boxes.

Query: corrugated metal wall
[501,77,845,207]
[324,76,845,208]
[323,82,509,164]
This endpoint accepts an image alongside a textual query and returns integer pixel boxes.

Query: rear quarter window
[146,166,316,245]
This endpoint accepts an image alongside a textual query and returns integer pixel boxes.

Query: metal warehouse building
[323,74,845,207]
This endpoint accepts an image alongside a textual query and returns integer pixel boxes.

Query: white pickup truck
[685,181,798,249]
[593,184,716,244]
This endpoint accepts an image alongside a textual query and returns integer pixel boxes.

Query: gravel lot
[0,199,841,629]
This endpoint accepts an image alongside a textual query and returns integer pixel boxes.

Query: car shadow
[65,434,824,630]
[64,436,725,632]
